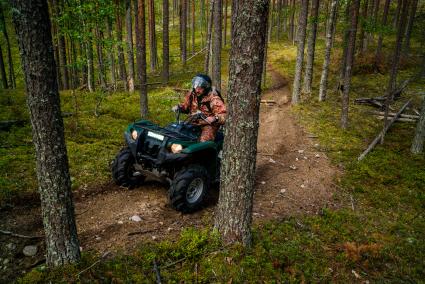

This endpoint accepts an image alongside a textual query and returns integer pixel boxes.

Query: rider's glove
[171,105,180,112]
[205,116,217,124]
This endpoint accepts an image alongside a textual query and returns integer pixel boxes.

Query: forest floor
[0,67,339,281]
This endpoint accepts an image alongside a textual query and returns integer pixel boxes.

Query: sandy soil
[0,68,339,281]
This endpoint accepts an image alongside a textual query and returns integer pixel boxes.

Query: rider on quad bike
[173,74,226,142]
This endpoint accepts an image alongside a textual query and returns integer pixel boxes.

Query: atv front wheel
[112,147,145,188]
[169,165,210,213]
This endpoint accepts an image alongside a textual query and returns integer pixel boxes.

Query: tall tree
[0,45,8,89]
[341,0,361,129]
[319,0,338,101]
[135,0,148,118]
[148,0,158,71]
[292,0,309,104]
[126,0,135,91]
[106,17,117,90]
[181,0,187,65]
[215,0,269,246]
[289,0,296,43]
[86,37,95,92]
[10,0,80,266]
[212,0,222,89]
[357,0,369,54]
[204,0,214,73]
[337,1,351,91]
[302,0,320,95]
[162,0,169,83]
[115,0,128,90]
[403,0,418,53]
[383,0,410,126]
[411,96,425,154]
[374,0,390,68]
[95,25,107,90]
[223,0,228,45]
[0,4,15,88]
[393,0,402,28]
[191,0,195,54]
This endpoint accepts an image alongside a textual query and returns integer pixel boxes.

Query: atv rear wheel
[112,147,145,188]
[169,165,210,213]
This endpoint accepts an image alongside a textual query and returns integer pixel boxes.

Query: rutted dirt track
[0,68,339,278]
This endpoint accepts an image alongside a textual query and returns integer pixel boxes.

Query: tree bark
[126,0,135,92]
[106,18,117,91]
[289,0,296,43]
[341,0,360,129]
[291,0,309,104]
[95,26,107,91]
[204,0,214,73]
[403,0,418,53]
[0,45,8,89]
[223,0,228,45]
[86,39,95,92]
[162,0,170,83]
[337,1,351,92]
[302,0,320,95]
[393,0,402,28]
[10,0,80,266]
[0,5,15,88]
[135,0,148,118]
[319,0,338,101]
[357,0,369,54]
[116,0,128,91]
[181,0,187,65]
[215,0,269,247]
[411,96,425,154]
[383,0,410,129]
[148,0,158,71]
[374,0,390,67]
[212,0,222,90]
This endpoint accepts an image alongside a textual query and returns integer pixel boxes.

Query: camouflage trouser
[199,125,219,142]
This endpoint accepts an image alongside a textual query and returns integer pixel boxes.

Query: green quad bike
[111,110,224,213]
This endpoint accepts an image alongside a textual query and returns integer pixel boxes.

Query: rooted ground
[0,68,339,280]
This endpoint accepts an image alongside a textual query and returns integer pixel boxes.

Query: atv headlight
[170,143,183,153]
[131,129,138,140]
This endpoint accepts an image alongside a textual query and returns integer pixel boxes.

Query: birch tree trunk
[302,0,320,95]
[215,0,269,247]
[87,39,95,92]
[135,0,148,118]
[292,0,310,104]
[341,0,360,129]
[162,0,169,83]
[212,0,222,89]
[126,0,135,92]
[319,0,338,101]
[11,0,80,266]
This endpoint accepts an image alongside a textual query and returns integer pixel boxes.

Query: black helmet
[191,74,212,90]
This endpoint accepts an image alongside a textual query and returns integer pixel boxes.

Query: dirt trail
[0,68,339,280]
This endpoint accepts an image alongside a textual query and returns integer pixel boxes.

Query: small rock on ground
[23,245,38,257]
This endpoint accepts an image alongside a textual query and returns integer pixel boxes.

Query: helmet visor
[192,76,210,89]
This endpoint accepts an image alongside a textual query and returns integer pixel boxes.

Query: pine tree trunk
[70,40,78,89]
[403,0,418,53]
[276,0,282,40]
[148,0,158,71]
[57,7,69,89]
[135,0,148,118]
[302,0,320,95]
[291,0,309,104]
[337,1,351,91]
[411,96,425,154]
[204,0,214,73]
[11,0,80,266]
[223,0,228,45]
[319,0,338,101]
[383,0,410,128]
[375,0,390,67]
[212,0,222,89]
[393,0,402,28]
[289,0,296,43]
[162,0,170,83]
[0,45,8,89]
[116,0,128,90]
[181,0,187,65]
[341,0,360,129]
[0,6,15,88]
[215,0,269,247]
[126,0,135,92]
[95,26,107,91]
[358,0,369,54]
[191,0,195,54]
[106,18,117,90]
[200,0,205,46]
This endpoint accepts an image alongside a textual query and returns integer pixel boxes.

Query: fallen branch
[127,229,156,236]
[260,100,276,104]
[153,260,162,284]
[76,251,111,277]
[358,99,412,161]
[376,116,417,123]
[371,111,419,119]
[0,229,43,239]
